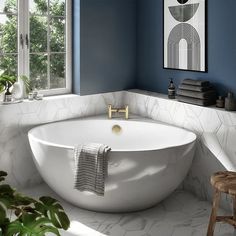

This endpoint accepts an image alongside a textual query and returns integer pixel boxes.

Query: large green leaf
[0,184,15,210]
[13,193,37,206]
[0,75,16,92]
[0,205,6,225]
[0,172,7,183]
[7,213,61,236]
[35,197,70,230]
[0,184,14,196]
[0,170,70,235]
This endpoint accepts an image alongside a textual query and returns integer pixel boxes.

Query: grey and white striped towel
[74,143,111,196]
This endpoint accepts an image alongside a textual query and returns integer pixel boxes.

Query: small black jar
[168,78,175,99]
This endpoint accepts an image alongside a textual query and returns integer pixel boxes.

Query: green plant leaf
[0,75,16,91]
[0,170,70,235]
[0,172,7,182]
[13,193,37,206]
[7,213,61,236]
[20,75,32,94]
[0,184,15,210]
[0,205,6,225]
[35,196,70,230]
[5,220,23,236]
[0,184,14,195]
[36,225,60,236]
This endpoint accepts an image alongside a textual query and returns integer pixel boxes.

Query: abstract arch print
[164,0,206,72]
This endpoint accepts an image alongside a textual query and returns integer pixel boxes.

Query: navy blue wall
[137,0,236,96]
[73,0,80,94]
[75,0,137,95]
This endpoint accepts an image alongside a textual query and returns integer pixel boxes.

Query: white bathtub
[28,117,196,212]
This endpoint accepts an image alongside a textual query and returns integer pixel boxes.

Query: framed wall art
[163,0,207,72]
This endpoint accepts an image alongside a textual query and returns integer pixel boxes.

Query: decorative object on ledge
[28,92,34,100]
[35,93,44,100]
[216,96,225,108]
[177,78,216,106]
[12,80,24,100]
[28,91,44,101]
[168,78,176,99]
[163,0,207,72]
[225,92,236,111]
[0,74,17,103]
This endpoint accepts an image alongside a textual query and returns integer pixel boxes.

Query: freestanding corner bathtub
[28,117,196,212]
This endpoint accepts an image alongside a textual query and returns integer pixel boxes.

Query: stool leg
[233,195,236,228]
[207,189,221,236]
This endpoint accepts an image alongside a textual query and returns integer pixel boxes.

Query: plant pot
[12,81,23,100]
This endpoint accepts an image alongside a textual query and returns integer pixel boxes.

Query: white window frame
[18,0,72,96]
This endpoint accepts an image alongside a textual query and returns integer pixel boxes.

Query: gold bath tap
[108,104,129,119]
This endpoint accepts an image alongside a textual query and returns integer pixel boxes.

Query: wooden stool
[207,171,236,236]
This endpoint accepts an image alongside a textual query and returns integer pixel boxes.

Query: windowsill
[24,93,78,101]
[0,93,77,106]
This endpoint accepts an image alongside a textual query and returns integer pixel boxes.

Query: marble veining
[124,90,236,210]
[0,92,124,188]
[1,89,236,211]
[21,183,234,236]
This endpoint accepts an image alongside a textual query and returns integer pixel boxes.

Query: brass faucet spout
[108,105,129,119]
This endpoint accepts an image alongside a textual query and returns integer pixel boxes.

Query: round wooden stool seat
[207,171,236,236]
[211,171,236,195]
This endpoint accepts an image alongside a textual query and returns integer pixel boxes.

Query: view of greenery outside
[0,0,66,91]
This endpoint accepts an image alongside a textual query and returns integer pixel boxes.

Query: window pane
[50,17,65,52]
[0,0,17,14]
[50,0,65,16]
[30,54,48,90]
[0,55,17,76]
[30,16,47,52]
[50,54,65,89]
[0,14,17,53]
[29,0,47,15]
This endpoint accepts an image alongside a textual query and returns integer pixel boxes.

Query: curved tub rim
[28,117,197,153]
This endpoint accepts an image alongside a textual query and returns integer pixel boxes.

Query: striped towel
[74,143,111,196]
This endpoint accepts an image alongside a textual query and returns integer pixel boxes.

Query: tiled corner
[124,90,236,210]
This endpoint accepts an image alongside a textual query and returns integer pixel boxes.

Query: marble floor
[21,184,235,236]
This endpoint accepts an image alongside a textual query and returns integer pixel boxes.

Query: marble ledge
[125,89,236,173]
[0,91,124,106]
[127,89,236,116]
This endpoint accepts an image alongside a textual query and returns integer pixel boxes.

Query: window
[0,0,72,95]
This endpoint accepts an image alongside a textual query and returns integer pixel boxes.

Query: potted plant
[0,171,70,235]
[0,73,17,102]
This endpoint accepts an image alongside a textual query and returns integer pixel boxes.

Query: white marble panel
[0,91,124,188]
[124,90,236,210]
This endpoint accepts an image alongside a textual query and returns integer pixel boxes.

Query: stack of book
[177,79,217,106]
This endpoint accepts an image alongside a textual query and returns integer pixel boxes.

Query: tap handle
[125,105,129,119]
[108,104,112,119]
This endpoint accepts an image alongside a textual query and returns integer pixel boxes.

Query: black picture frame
[163,0,208,73]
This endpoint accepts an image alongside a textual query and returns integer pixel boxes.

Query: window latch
[20,34,24,49]
[25,34,29,49]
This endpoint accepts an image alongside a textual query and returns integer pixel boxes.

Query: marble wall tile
[0,91,124,188]
[2,88,236,211]
[124,90,236,210]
